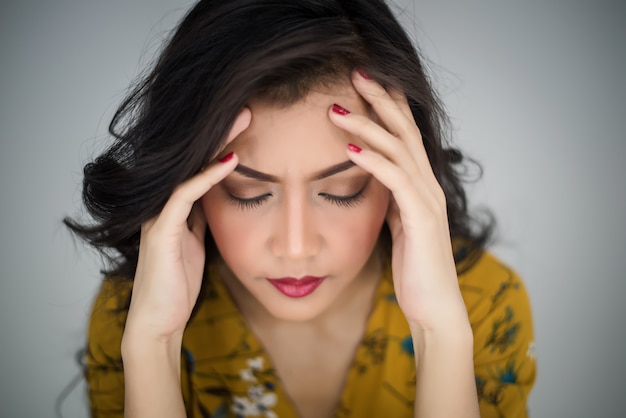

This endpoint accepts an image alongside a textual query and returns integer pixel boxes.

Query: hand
[124,108,251,343]
[330,72,479,417]
[328,72,469,332]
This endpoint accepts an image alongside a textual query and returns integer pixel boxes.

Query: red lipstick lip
[267,276,326,298]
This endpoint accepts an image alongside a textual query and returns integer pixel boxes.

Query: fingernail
[332,104,350,115]
[347,143,362,153]
[219,152,234,163]
[356,68,372,80]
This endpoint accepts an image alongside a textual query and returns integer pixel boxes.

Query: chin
[262,295,333,322]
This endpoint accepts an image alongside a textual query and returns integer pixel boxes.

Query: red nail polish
[347,143,362,153]
[332,104,350,115]
[356,68,372,80]
[219,152,234,163]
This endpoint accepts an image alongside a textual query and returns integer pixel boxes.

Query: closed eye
[318,188,365,208]
[227,193,272,210]
[227,185,367,210]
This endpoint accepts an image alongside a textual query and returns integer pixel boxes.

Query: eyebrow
[233,160,357,183]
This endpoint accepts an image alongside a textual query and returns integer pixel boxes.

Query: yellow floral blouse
[86,251,535,417]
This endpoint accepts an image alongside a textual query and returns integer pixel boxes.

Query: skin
[121,71,479,418]
[201,87,390,325]
[200,88,392,418]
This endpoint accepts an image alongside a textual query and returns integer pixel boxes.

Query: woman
[67,0,535,416]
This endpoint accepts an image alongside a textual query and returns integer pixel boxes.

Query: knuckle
[387,136,406,158]
[360,79,387,98]
[399,120,417,138]
[393,169,413,190]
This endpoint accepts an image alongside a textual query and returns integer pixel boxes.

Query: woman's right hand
[121,109,250,417]
[123,108,251,345]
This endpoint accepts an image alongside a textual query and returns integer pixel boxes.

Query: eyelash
[227,193,272,210]
[319,189,365,208]
[227,189,365,210]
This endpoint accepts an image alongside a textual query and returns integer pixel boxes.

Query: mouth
[266,276,326,298]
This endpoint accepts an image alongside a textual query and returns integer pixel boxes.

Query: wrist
[123,308,186,342]
[408,317,474,352]
[121,326,184,367]
[121,327,186,417]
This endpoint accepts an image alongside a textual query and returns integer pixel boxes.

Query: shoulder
[459,252,536,416]
[457,251,535,365]
[84,278,133,416]
[87,278,132,367]
[458,251,532,327]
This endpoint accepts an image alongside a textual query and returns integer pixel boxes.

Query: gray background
[1,0,625,417]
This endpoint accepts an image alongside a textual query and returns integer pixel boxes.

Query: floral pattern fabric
[86,251,535,417]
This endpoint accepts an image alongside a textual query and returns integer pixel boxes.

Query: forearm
[121,332,186,418]
[411,322,479,418]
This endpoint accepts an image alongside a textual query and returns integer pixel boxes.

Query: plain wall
[1,1,624,417]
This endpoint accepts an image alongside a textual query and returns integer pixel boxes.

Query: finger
[386,88,435,179]
[346,145,445,230]
[158,153,239,229]
[188,202,207,241]
[352,71,437,184]
[329,105,422,181]
[156,108,250,229]
[352,71,418,142]
[213,107,252,161]
[387,87,413,122]
[356,69,412,122]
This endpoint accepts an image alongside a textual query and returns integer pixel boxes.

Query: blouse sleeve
[459,252,537,418]
[84,278,131,418]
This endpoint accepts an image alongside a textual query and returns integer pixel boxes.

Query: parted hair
[65,0,492,279]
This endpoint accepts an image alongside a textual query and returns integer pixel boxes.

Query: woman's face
[201,85,390,322]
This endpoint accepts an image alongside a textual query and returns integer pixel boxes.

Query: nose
[270,192,320,260]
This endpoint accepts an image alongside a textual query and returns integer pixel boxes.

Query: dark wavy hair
[65,0,492,279]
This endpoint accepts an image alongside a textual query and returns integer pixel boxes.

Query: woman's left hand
[329,70,479,418]
[328,70,469,332]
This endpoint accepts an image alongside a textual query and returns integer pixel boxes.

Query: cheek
[329,189,390,257]
[201,193,257,262]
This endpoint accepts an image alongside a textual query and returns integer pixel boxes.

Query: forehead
[227,86,368,176]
